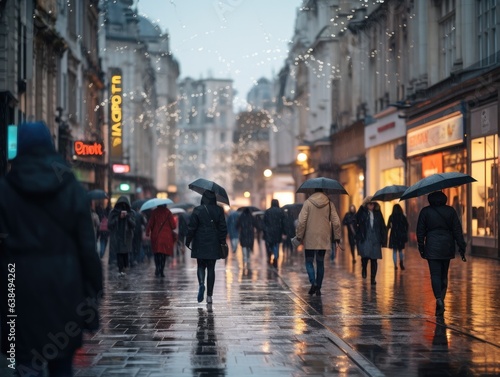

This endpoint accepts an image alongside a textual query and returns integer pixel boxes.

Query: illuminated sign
[7,124,17,160]
[112,164,130,173]
[109,69,123,160]
[74,141,104,156]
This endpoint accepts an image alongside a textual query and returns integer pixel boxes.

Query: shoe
[272,259,278,268]
[400,262,405,270]
[197,285,205,303]
[371,280,376,285]
[394,265,398,270]
[362,268,367,279]
[315,289,321,296]
[207,296,213,304]
[160,271,165,277]
[308,284,317,295]
[435,299,445,316]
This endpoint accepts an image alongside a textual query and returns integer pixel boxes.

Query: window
[477,0,497,66]
[438,0,456,78]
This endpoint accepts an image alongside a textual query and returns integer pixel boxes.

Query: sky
[136,0,302,110]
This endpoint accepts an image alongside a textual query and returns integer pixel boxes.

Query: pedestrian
[185,190,228,304]
[416,191,466,316]
[146,204,177,277]
[295,188,342,296]
[236,207,257,264]
[342,204,358,263]
[132,208,147,265]
[108,196,136,276]
[96,204,111,259]
[0,121,103,377]
[355,196,387,285]
[387,203,409,270]
[226,209,240,253]
[90,204,101,241]
[263,199,285,267]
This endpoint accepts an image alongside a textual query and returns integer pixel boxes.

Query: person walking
[226,209,240,253]
[416,191,466,317]
[387,203,409,270]
[96,204,111,259]
[295,188,342,296]
[236,207,257,264]
[146,204,177,277]
[108,196,136,276]
[185,190,228,304]
[0,121,103,377]
[355,196,387,285]
[342,204,358,264]
[263,199,285,267]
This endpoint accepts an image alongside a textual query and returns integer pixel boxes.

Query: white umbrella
[139,198,173,212]
[169,208,186,215]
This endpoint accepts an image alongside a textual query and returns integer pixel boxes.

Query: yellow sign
[110,70,123,160]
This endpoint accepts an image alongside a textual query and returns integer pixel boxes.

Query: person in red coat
[146,205,177,277]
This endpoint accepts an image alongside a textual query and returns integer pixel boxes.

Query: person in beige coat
[295,188,342,296]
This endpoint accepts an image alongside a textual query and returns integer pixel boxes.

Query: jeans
[305,249,326,288]
[393,248,404,264]
[269,242,279,261]
[230,237,238,253]
[427,259,450,300]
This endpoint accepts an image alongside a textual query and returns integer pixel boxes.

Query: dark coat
[146,206,177,255]
[417,191,466,259]
[108,196,136,254]
[237,209,256,248]
[263,200,285,244]
[0,149,103,362]
[355,203,387,259]
[387,213,409,249]
[342,211,357,246]
[186,192,227,260]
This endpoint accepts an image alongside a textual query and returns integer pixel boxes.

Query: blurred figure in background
[263,199,285,267]
[342,204,358,264]
[96,204,111,259]
[356,197,387,285]
[387,203,409,270]
[237,207,257,264]
[226,209,240,253]
[146,204,177,277]
[108,196,136,276]
[0,121,103,377]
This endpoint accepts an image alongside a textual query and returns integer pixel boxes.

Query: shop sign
[109,68,123,160]
[74,141,104,156]
[471,104,498,138]
[407,113,463,157]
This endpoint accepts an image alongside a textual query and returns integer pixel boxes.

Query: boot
[435,298,445,316]
[154,254,160,277]
[159,254,166,277]
[400,261,405,270]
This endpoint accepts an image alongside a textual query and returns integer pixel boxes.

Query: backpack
[99,216,108,232]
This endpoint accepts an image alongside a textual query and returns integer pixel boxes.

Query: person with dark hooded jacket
[108,196,136,276]
[0,121,103,377]
[263,199,285,267]
[417,191,466,317]
[185,190,228,304]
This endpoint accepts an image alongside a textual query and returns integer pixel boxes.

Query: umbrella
[170,202,196,212]
[296,177,349,195]
[87,189,108,200]
[169,208,186,215]
[399,172,476,200]
[139,198,174,212]
[372,185,409,201]
[282,203,303,219]
[188,178,230,205]
[131,198,151,211]
[237,206,261,212]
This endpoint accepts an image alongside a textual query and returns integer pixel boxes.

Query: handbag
[204,205,228,259]
[99,216,108,232]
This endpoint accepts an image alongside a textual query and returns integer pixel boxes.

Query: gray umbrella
[188,178,230,205]
[87,189,108,200]
[372,185,409,201]
[399,172,476,200]
[296,177,349,195]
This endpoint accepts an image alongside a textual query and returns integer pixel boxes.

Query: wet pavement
[2,239,500,376]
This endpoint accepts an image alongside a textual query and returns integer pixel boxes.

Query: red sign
[112,164,130,173]
[74,141,104,156]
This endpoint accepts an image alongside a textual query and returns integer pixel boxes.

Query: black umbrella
[372,185,409,201]
[170,202,196,212]
[237,206,261,212]
[131,198,151,211]
[282,203,303,219]
[188,178,230,205]
[399,172,476,200]
[87,189,108,200]
[296,177,349,195]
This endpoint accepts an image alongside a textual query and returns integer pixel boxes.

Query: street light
[297,152,308,163]
[263,169,273,178]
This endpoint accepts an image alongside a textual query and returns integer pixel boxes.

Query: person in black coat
[263,199,285,267]
[342,204,358,263]
[185,190,228,304]
[387,204,409,270]
[236,207,257,264]
[108,196,136,276]
[0,121,103,377]
[355,197,387,285]
[417,191,466,316]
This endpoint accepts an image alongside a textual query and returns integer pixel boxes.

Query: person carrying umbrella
[146,204,177,277]
[355,196,387,285]
[416,191,466,316]
[295,188,342,296]
[185,190,228,304]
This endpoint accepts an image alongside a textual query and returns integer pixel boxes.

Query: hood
[308,192,330,208]
[271,199,279,208]
[428,191,447,206]
[201,190,216,205]
[6,151,74,195]
[114,195,131,210]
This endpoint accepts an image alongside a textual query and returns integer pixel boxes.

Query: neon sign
[74,141,104,156]
[110,70,123,159]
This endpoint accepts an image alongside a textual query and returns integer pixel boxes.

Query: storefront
[469,102,499,258]
[365,108,406,218]
[406,103,467,246]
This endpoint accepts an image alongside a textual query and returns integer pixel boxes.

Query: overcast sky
[136,0,302,110]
